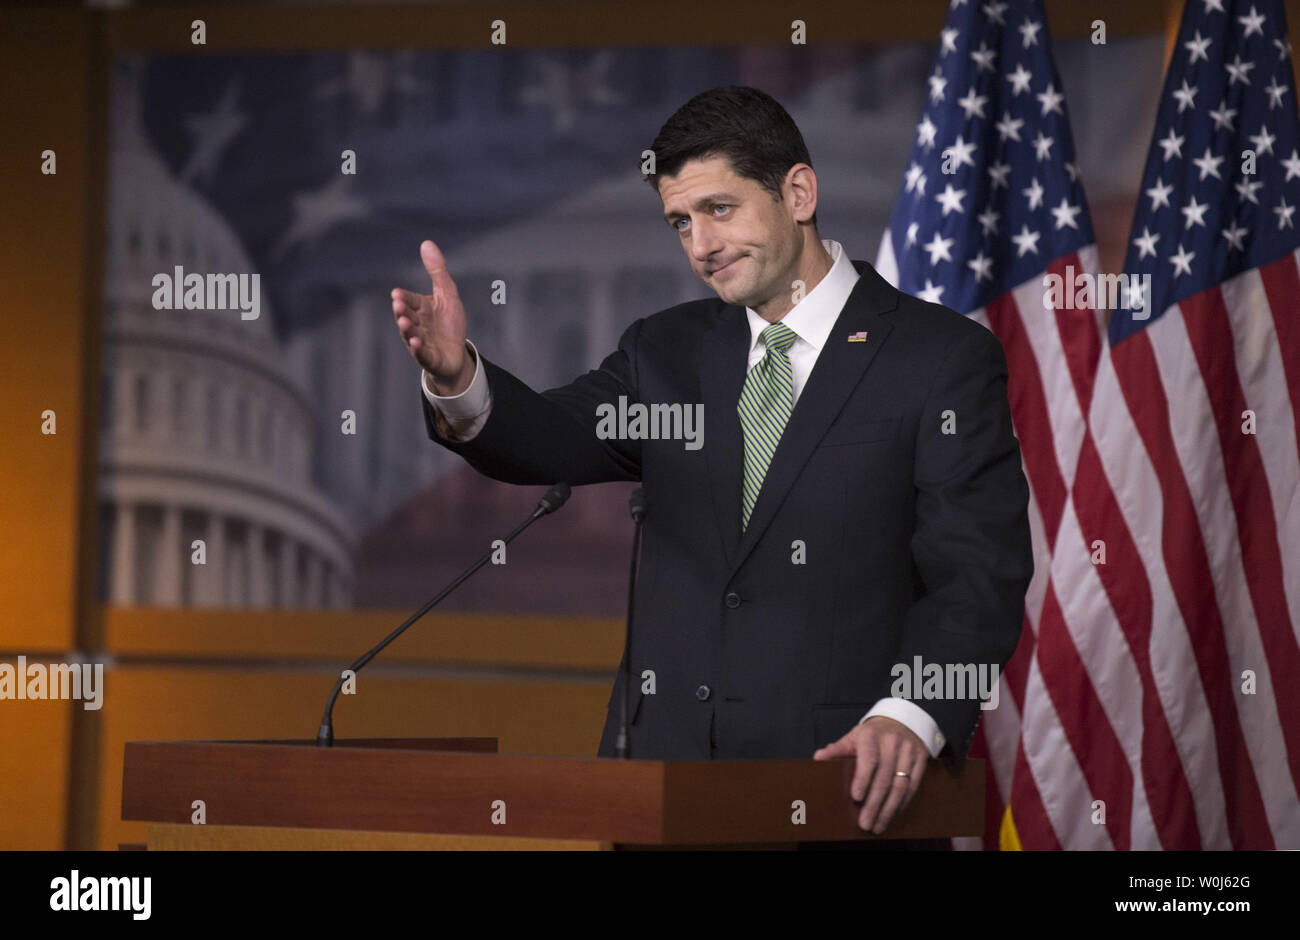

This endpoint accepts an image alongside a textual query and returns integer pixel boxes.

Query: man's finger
[871,746,918,834]
[392,288,424,322]
[898,749,928,816]
[858,734,899,830]
[813,737,854,759]
[850,732,878,801]
[421,239,457,295]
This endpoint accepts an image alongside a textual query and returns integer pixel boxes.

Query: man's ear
[784,163,819,224]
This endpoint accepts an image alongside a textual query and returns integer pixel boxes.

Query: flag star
[1225,54,1255,86]
[1065,161,1079,182]
[1032,131,1054,160]
[996,111,1025,142]
[1275,37,1293,61]
[904,162,925,192]
[1158,128,1185,161]
[917,115,938,149]
[1181,195,1209,229]
[1274,196,1296,229]
[1184,30,1212,64]
[977,207,1000,236]
[1145,177,1174,210]
[1208,98,1238,131]
[1019,17,1042,48]
[1203,0,1225,12]
[983,1,1009,25]
[1173,79,1198,113]
[1006,63,1033,95]
[1036,82,1065,116]
[1221,220,1248,251]
[1235,177,1265,204]
[970,42,998,73]
[1169,244,1196,277]
[1011,224,1041,257]
[1247,124,1276,156]
[1192,147,1225,181]
[1283,148,1300,181]
[946,134,978,170]
[914,172,928,195]
[929,68,948,103]
[923,231,955,265]
[1132,226,1160,259]
[957,87,989,120]
[917,279,946,303]
[1023,176,1046,210]
[1238,5,1266,39]
[987,160,1012,189]
[935,183,967,216]
[1050,196,1082,230]
[1265,77,1288,109]
[967,250,995,282]
[940,27,959,55]
[1126,280,1149,311]
[906,221,920,247]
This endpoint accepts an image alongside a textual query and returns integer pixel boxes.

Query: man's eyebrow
[663,192,740,224]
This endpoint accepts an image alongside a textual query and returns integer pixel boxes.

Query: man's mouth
[710,258,740,275]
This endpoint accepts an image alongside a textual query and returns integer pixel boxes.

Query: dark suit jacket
[422,259,1033,771]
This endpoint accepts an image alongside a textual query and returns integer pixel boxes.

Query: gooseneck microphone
[315,482,572,746]
[615,487,648,759]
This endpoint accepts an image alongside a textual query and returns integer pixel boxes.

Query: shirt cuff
[421,339,491,441]
[860,698,946,758]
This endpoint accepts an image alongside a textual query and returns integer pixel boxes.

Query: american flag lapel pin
[847,331,869,343]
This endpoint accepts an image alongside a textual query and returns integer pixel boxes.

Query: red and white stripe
[876,236,1300,849]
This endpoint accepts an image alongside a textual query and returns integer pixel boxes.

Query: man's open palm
[391,240,471,393]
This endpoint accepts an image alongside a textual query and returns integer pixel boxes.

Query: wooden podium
[122,738,984,850]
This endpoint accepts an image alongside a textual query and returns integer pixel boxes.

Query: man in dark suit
[392,86,1032,836]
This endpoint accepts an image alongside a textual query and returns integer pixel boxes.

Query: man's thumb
[421,240,452,287]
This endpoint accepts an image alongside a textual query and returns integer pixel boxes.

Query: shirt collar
[745,238,861,355]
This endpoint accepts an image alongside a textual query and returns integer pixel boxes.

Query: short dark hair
[646,85,818,228]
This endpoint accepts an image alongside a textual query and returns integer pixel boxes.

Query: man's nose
[690,219,723,262]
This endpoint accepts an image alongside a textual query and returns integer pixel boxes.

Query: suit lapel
[699,303,750,567]
[728,261,898,576]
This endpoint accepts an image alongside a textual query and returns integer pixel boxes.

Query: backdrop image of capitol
[98,91,355,609]
[96,41,1050,614]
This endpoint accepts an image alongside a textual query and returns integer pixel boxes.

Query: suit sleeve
[874,322,1033,772]
[420,318,645,486]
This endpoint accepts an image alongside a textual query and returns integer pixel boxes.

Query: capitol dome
[99,56,353,609]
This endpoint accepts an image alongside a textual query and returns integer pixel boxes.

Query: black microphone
[316,482,571,747]
[615,487,647,758]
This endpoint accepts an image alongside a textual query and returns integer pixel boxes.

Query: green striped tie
[738,321,799,530]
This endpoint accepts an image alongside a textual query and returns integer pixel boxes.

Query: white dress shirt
[422,237,946,758]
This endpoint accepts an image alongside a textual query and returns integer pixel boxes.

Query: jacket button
[724,592,741,608]
[695,684,711,701]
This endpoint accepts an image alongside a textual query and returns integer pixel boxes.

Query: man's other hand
[813,715,928,833]
[392,240,474,395]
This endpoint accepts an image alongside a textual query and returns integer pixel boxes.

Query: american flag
[879,0,1300,850]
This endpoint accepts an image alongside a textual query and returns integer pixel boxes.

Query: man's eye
[714,205,730,215]
[674,218,689,232]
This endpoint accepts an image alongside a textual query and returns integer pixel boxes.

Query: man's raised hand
[392,240,473,395]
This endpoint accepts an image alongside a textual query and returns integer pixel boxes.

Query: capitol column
[110,500,136,604]
[152,505,182,605]
[278,536,298,608]
[200,513,227,606]
[302,552,324,609]
[247,523,270,608]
